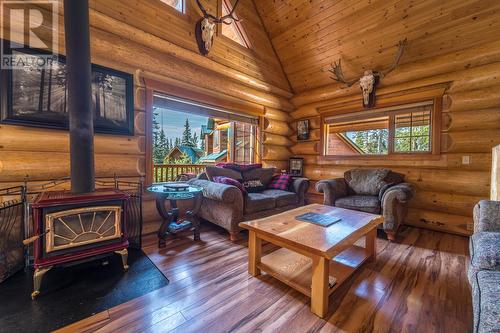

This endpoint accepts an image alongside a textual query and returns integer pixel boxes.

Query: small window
[221,0,250,48]
[324,102,435,157]
[160,0,184,13]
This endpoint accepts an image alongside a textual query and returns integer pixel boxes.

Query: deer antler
[328,59,359,87]
[195,0,218,21]
[219,0,241,24]
[195,0,241,24]
[380,38,407,78]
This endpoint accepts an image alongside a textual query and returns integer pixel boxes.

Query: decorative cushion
[267,174,292,190]
[216,163,262,172]
[205,165,242,181]
[212,176,247,195]
[345,169,390,195]
[261,189,298,207]
[244,192,276,214]
[242,179,265,193]
[469,232,500,282]
[242,167,276,187]
[471,270,500,333]
[335,195,381,214]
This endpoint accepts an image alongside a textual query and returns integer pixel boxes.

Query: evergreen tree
[192,131,199,148]
[158,129,168,162]
[200,136,205,150]
[182,118,194,146]
[175,137,181,147]
[152,110,164,164]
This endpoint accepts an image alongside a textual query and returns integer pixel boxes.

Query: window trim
[320,97,442,161]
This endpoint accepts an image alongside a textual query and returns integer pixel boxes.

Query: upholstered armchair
[316,169,414,241]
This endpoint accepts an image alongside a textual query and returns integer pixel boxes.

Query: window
[324,101,435,157]
[160,0,184,13]
[221,0,250,47]
[233,122,256,163]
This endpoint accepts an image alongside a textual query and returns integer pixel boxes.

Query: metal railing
[154,164,206,183]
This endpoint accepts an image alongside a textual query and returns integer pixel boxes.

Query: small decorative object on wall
[194,0,241,56]
[328,39,407,108]
[1,48,134,135]
[297,119,310,140]
[289,157,304,177]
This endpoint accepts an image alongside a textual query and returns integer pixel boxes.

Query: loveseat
[469,200,500,333]
[316,168,414,240]
[189,165,309,240]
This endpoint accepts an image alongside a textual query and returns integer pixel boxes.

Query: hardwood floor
[57,223,472,333]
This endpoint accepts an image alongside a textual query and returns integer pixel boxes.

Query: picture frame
[297,119,310,140]
[0,46,134,135]
[289,157,304,177]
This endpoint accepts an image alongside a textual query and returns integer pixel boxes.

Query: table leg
[365,228,377,263]
[156,196,177,248]
[190,193,202,241]
[311,255,329,318]
[248,231,261,277]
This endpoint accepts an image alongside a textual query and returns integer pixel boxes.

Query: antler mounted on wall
[195,0,241,56]
[328,38,408,108]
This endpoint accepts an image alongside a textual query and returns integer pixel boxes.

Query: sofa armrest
[315,178,348,206]
[188,179,243,203]
[473,200,500,233]
[381,183,414,203]
[290,177,309,206]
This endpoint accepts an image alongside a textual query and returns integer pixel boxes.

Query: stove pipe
[63,0,95,193]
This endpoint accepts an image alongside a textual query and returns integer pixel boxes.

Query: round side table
[147,183,203,248]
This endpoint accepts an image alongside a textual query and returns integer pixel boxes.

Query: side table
[147,184,203,248]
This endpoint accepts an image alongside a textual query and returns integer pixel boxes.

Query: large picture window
[324,101,437,157]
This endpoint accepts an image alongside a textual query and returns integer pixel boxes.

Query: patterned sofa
[469,200,500,333]
[316,168,414,240]
[189,165,309,240]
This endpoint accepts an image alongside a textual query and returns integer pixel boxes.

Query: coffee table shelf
[258,245,369,297]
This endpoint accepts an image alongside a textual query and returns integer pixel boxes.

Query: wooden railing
[153,164,206,183]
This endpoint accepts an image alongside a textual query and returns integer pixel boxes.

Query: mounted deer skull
[329,39,407,108]
[195,0,241,56]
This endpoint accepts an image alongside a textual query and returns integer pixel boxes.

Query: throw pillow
[213,176,247,194]
[242,167,277,187]
[205,165,242,181]
[243,179,265,193]
[268,174,292,190]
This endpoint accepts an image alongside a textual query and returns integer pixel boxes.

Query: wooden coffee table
[239,204,383,318]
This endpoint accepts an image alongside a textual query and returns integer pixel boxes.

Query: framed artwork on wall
[297,119,309,140]
[0,47,134,135]
[289,157,304,177]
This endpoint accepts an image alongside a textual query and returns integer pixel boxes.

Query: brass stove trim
[44,206,122,253]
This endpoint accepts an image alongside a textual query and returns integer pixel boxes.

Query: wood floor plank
[58,223,472,333]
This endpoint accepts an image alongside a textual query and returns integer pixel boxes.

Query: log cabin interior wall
[1,0,500,236]
[254,0,500,236]
[0,0,294,232]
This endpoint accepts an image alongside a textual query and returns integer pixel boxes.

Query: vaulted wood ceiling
[253,0,500,94]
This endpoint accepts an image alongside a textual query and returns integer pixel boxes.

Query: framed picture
[1,47,134,135]
[289,157,304,177]
[297,119,309,140]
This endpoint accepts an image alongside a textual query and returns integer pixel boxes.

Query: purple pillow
[213,176,247,194]
[267,174,292,190]
[215,163,262,172]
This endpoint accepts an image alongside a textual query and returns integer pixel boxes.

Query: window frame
[218,0,251,49]
[320,97,442,161]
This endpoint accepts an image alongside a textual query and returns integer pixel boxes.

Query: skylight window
[160,0,184,13]
[221,0,249,48]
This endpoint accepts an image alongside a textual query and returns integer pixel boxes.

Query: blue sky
[155,107,208,142]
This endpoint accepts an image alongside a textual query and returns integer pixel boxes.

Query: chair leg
[386,230,396,242]
[229,231,239,241]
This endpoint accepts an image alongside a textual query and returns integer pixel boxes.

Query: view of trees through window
[160,0,184,12]
[326,104,433,156]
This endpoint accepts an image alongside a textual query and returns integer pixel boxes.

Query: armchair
[316,169,414,241]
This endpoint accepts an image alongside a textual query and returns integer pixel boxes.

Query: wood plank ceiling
[253,0,500,94]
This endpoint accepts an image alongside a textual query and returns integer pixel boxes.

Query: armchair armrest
[188,179,243,203]
[473,200,500,233]
[315,178,348,206]
[290,177,309,206]
[380,183,414,203]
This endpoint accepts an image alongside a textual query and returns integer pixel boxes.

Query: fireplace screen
[45,206,122,253]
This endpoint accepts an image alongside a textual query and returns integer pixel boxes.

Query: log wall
[0,0,293,231]
[289,41,500,236]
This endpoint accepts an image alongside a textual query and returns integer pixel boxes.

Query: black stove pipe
[63,0,95,193]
